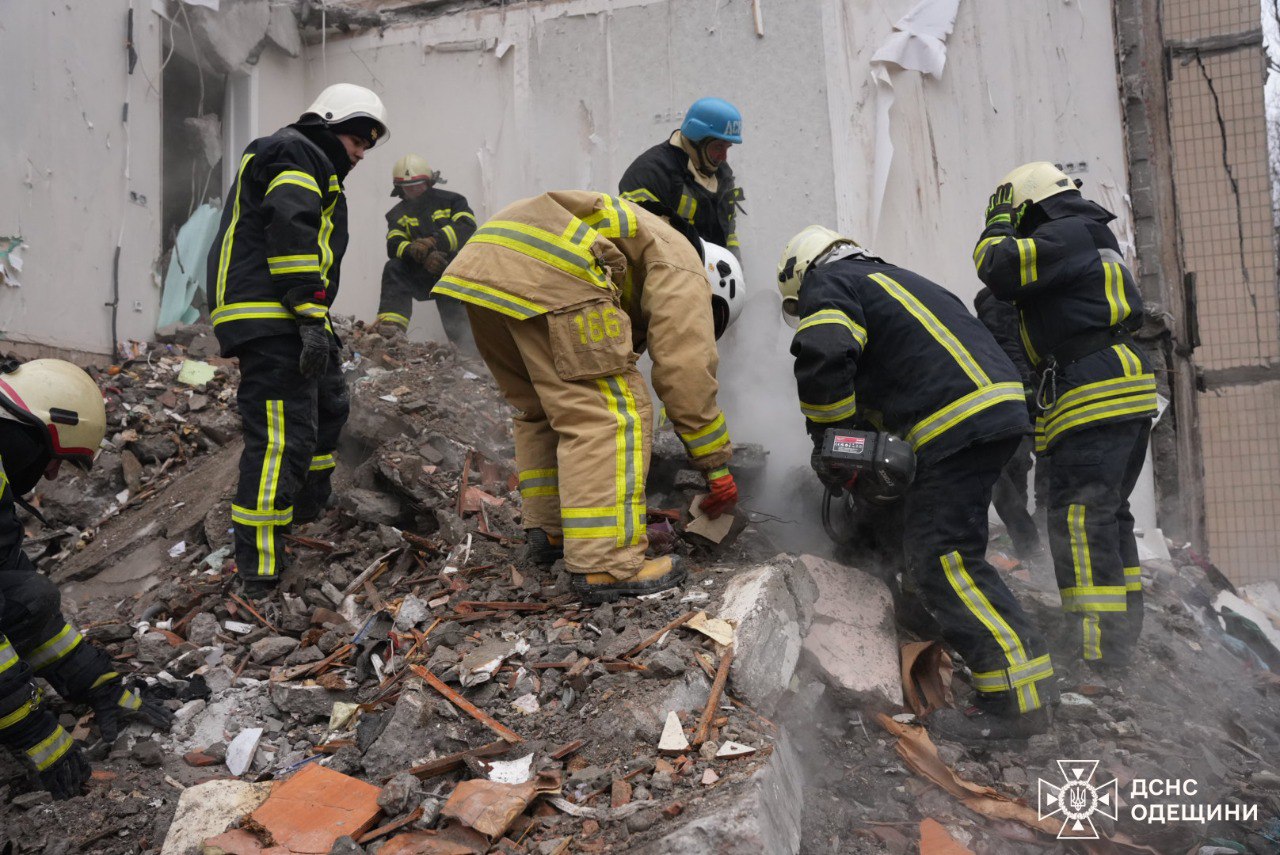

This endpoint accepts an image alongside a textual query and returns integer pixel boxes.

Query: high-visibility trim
[1018,308,1040,366]
[26,726,73,772]
[118,688,143,711]
[453,210,476,223]
[1124,565,1142,593]
[434,275,547,320]
[707,466,730,480]
[432,209,452,222]
[971,654,1055,692]
[90,672,120,690]
[1114,344,1142,377]
[519,468,559,498]
[562,506,622,540]
[310,453,336,472]
[231,503,294,527]
[726,233,740,248]
[471,221,608,288]
[1060,585,1128,612]
[801,392,858,424]
[677,193,697,222]
[869,273,991,387]
[0,699,32,730]
[796,309,868,348]
[292,302,329,321]
[1049,373,1154,414]
[387,229,410,242]
[265,170,321,197]
[905,382,1024,451]
[580,194,638,239]
[398,215,421,230]
[1068,504,1092,589]
[319,192,340,290]
[0,639,16,676]
[1103,260,1130,325]
[621,188,659,204]
[972,235,1007,268]
[441,224,459,252]
[376,312,410,329]
[215,153,256,306]
[1039,376,1157,448]
[395,241,410,259]
[211,301,295,327]
[27,624,83,672]
[1016,238,1038,286]
[679,413,730,458]
[267,254,321,276]
[597,375,646,548]
[328,175,340,194]
[253,400,286,577]
[1082,614,1102,660]
[941,551,1041,712]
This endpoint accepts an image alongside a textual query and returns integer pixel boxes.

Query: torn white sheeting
[1,238,26,288]
[487,753,534,785]
[1215,590,1280,656]
[869,0,962,235]
[180,0,220,9]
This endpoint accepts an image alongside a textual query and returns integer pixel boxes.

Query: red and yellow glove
[698,468,738,519]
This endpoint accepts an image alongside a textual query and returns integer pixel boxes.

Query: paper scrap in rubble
[686,611,735,647]
[715,740,756,758]
[168,541,187,558]
[176,359,217,387]
[226,727,263,776]
[686,493,734,543]
[329,702,360,731]
[487,753,535,785]
[511,693,540,715]
[658,711,689,754]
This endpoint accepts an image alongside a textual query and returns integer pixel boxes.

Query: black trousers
[1045,419,1150,665]
[377,262,478,356]
[903,437,1055,715]
[992,436,1043,560]
[231,335,349,580]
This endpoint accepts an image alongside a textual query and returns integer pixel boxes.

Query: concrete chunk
[160,779,273,855]
[798,554,902,709]
[717,561,807,712]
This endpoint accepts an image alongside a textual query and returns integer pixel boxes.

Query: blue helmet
[680,97,743,144]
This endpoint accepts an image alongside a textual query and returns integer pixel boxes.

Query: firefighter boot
[522,528,564,567]
[571,555,687,605]
[926,704,1052,743]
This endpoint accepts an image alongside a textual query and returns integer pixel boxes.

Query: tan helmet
[776,225,857,319]
[301,83,390,147]
[0,359,106,468]
[391,154,437,196]
[1000,162,1078,208]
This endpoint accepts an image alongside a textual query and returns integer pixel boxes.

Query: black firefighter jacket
[381,187,477,297]
[618,137,743,254]
[207,126,349,355]
[973,192,1157,453]
[791,256,1029,467]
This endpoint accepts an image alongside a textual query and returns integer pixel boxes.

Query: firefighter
[0,360,172,799]
[974,162,1156,669]
[974,286,1047,569]
[206,83,389,593]
[778,226,1055,740]
[375,154,478,354]
[619,97,745,257]
[433,191,737,604]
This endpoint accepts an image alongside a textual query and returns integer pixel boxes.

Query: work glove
[698,468,738,519]
[425,251,450,275]
[810,448,855,495]
[298,323,331,379]
[985,183,1015,229]
[406,237,436,265]
[87,677,175,743]
[39,740,92,801]
[0,686,90,801]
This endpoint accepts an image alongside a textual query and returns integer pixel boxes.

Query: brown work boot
[570,555,687,604]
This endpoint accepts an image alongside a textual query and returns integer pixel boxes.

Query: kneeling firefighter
[433,191,738,604]
[779,226,1056,741]
[0,360,172,799]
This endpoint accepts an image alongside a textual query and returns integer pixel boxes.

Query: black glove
[88,679,174,743]
[810,448,854,495]
[0,685,90,800]
[298,323,331,379]
[39,740,92,800]
[985,183,1015,229]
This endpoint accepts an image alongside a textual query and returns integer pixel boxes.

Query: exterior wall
[0,1,164,355]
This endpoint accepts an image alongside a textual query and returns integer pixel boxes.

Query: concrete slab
[159,779,273,855]
[717,561,807,712]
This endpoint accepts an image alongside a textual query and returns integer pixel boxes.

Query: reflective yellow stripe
[1103,261,1130,325]
[1040,377,1157,448]
[328,176,340,193]
[1124,565,1142,593]
[1082,614,1102,660]
[293,302,329,320]
[972,235,1007,268]
[562,506,622,539]
[441,224,459,252]
[310,453,336,472]
[26,726,73,772]
[621,188,659,204]
[868,273,990,387]
[395,241,410,259]
[801,392,858,424]
[726,233,740,248]
[679,413,730,458]
[118,688,143,711]
[941,551,1041,712]
[905,381,1024,451]
[972,654,1054,691]
[707,466,729,480]
[580,194,638,239]
[267,254,322,276]
[0,639,17,676]
[254,401,286,577]
[215,153,256,306]
[1017,238,1038,286]
[519,468,560,498]
[1114,344,1142,376]
[377,312,410,329]
[28,624,83,671]
[433,275,547,320]
[1060,585,1128,612]
[471,220,608,289]
[796,309,868,348]
[453,211,476,223]
[597,375,645,548]
[231,503,293,526]
[1018,309,1039,366]
[319,192,340,290]
[1069,503,1092,589]
[677,193,697,222]
[0,699,32,730]
[387,229,410,242]
[266,170,321,197]
[211,301,295,326]
[90,672,120,690]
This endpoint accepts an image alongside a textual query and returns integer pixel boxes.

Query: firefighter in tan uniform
[434,191,737,603]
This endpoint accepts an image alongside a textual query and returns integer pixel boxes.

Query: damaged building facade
[0,0,1276,579]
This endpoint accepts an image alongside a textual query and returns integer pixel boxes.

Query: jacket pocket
[547,297,634,381]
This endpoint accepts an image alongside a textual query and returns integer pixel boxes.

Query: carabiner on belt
[1036,361,1058,412]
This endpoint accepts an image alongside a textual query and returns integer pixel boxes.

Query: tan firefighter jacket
[434,190,732,472]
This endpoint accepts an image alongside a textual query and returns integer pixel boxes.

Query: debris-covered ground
[2,321,1279,855]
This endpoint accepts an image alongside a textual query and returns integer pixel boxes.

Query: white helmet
[0,359,106,469]
[701,240,745,339]
[776,225,857,320]
[302,83,390,147]
[1000,161,1080,208]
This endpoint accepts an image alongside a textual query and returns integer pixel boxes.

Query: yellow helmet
[0,359,106,468]
[776,225,857,319]
[1000,162,1078,208]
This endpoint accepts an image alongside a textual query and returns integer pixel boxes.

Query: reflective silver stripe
[473,224,605,286]
[519,475,559,490]
[26,727,73,771]
[0,640,17,675]
[1008,654,1054,686]
[231,503,294,526]
[562,515,617,529]
[796,309,868,348]
[210,303,295,325]
[905,382,1023,450]
[567,219,593,246]
[621,188,659,203]
[27,624,82,671]
[433,276,546,320]
[1060,586,1128,612]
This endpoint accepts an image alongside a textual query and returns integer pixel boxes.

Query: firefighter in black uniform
[974,162,1157,669]
[974,286,1047,568]
[375,153,477,354]
[778,226,1055,740]
[206,83,389,592]
[619,97,745,256]
[0,360,171,799]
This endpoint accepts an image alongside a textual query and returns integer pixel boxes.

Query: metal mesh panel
[1162,0,1261,42]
